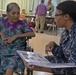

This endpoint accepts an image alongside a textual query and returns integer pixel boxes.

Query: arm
[67,37,76,63]
[24,62,52,73]
[0,32,6,40]
[51,32,66,58]
[45,41,63,57]
[17,20,35,38]
[7,20,35,43]
[32,66,52,73]
[0,32,4,36]
[19,20,35,38]
[45,41,60,54]
[7,32,35,44]
[52,42,64,58]
[35,5,38,15]
[0,32,8,45]
[45,32,65,58]
[15,31,35,38]
[52,30,76,62]
[51,4,54,12]
[45,5,48,16]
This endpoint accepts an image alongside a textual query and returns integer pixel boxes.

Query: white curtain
[0,0,60,16]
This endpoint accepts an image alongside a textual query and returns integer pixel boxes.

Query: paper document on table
[17,50,76,68]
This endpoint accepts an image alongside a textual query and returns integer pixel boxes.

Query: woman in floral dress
[0,2,35,75]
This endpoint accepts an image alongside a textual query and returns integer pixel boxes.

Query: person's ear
[64,14,69,21]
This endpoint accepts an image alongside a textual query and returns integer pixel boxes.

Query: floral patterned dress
[0,18,33,73]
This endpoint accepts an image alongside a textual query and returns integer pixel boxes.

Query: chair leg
[47,26,52,31]
[27,69,33,75]
[31,70,33,75]
[27,69,30,75]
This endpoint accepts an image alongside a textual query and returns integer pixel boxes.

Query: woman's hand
[0,32,8,45]
[7,35,18,43]
[24,61,52,73]
[24,61,34,70]
[3,38,8,45]
[45,41,55,54]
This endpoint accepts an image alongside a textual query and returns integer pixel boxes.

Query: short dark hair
[22,9,25,11]
[41,0,44,3]
[6,2,20,13]
[56,1,76,22]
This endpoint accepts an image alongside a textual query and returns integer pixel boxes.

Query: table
[26,15,54,19]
